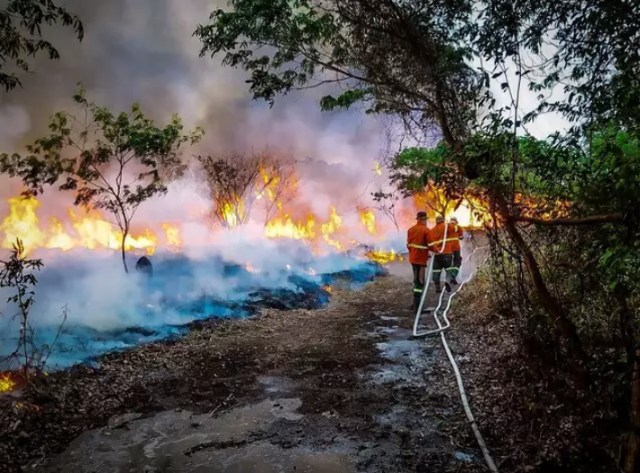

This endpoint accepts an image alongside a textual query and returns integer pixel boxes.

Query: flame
[0,196,171,256]
[245,263,259,273]
[411,190,487,229]
[162,223,181,247]
[264,207,348,251]
[322,285,332,293]
[516,195,570,220]
[320,206,344,250]
[409,186,570,229]
[0,372,16,393]
[265,213,316,240]
[449,199,485,228]
[221,201,245,228]
[366,249,403,264]
[258,164,284,201]
[1,165,523,263]
[359,208,377,234]
[1,196,45,255]
[48,218,76,251]
[373,161,382,176]
[0,190,477,262]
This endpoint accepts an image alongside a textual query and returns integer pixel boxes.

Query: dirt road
[1,262,485,473]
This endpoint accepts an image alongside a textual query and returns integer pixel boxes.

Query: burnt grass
[0,275,394,472]
[0,266,620,473]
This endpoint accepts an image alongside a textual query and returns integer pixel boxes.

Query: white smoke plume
[0,0,405,370]
[0,0,390,209]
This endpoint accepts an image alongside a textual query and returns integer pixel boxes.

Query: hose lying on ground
[410,228,499,472]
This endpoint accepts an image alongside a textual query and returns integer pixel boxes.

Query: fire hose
[411,224,499,473]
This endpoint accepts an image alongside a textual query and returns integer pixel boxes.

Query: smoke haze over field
[0,0,561,371]
[0,0,390,219]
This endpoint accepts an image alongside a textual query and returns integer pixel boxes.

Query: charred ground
[0,267,462,472]
[0,263,618,473]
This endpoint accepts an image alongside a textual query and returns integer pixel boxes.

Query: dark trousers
[411,263,426,308]
[432,253,454,284]
[412,263,425,291]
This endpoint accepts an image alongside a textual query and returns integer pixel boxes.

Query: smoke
[0,0,390,212]
[0,0,413,370]
[0,234,384,369]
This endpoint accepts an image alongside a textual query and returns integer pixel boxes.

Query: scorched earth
[0,247,495,473]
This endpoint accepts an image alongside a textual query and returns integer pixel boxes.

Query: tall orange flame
[0,196,179,256]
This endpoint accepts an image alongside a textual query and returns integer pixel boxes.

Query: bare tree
[196,151,298,228]
[259,159,298,226]
[371,189,400,232]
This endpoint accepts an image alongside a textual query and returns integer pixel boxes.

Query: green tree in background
[0,0,83,92]
[0,87,204,273]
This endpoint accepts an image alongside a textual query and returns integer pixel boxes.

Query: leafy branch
[0,86,204,272]
[0,0,83,92]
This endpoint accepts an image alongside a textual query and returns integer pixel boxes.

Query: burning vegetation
[0,186,483,258]
[0,372,16,393]
[0,152,485,260]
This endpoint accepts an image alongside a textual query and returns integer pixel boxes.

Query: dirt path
[1,263,485,473]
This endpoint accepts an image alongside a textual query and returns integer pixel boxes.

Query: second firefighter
[427,215,458,293]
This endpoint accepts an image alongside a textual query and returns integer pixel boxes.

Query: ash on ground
[0,261,479,473]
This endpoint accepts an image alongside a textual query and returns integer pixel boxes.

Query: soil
[1,261,490,473]
[0,252,620,473]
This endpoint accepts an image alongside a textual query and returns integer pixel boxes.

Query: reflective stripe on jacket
[407,223,429,265]
[427,222,457,254]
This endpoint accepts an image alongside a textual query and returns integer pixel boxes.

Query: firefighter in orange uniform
[407,211,430,310]
[427,215,458,293]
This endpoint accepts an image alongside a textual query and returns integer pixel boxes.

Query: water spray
[410,222,499,473]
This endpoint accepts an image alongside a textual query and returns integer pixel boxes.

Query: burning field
[0,153,493,471]
[0,158,485,385]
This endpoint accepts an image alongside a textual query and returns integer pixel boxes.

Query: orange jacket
[407,222,429,265]
[427,222,457,255]
[449,224,464,252]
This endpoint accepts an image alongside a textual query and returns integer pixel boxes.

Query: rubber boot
[434,281,442,293]
[449,275,459,285]
[412,292,421,311]
[413,293,431,313]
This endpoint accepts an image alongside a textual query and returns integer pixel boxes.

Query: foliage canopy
[0,0,83,92]
[0,88,204,272]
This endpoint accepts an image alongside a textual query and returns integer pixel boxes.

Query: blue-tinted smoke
[0,243,384,370]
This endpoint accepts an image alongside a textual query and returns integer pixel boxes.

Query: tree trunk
[626,346,640,473]
[441,132,588,384]
[616,288,640,473]
[121,229,129,274]
[502,213,589,386]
